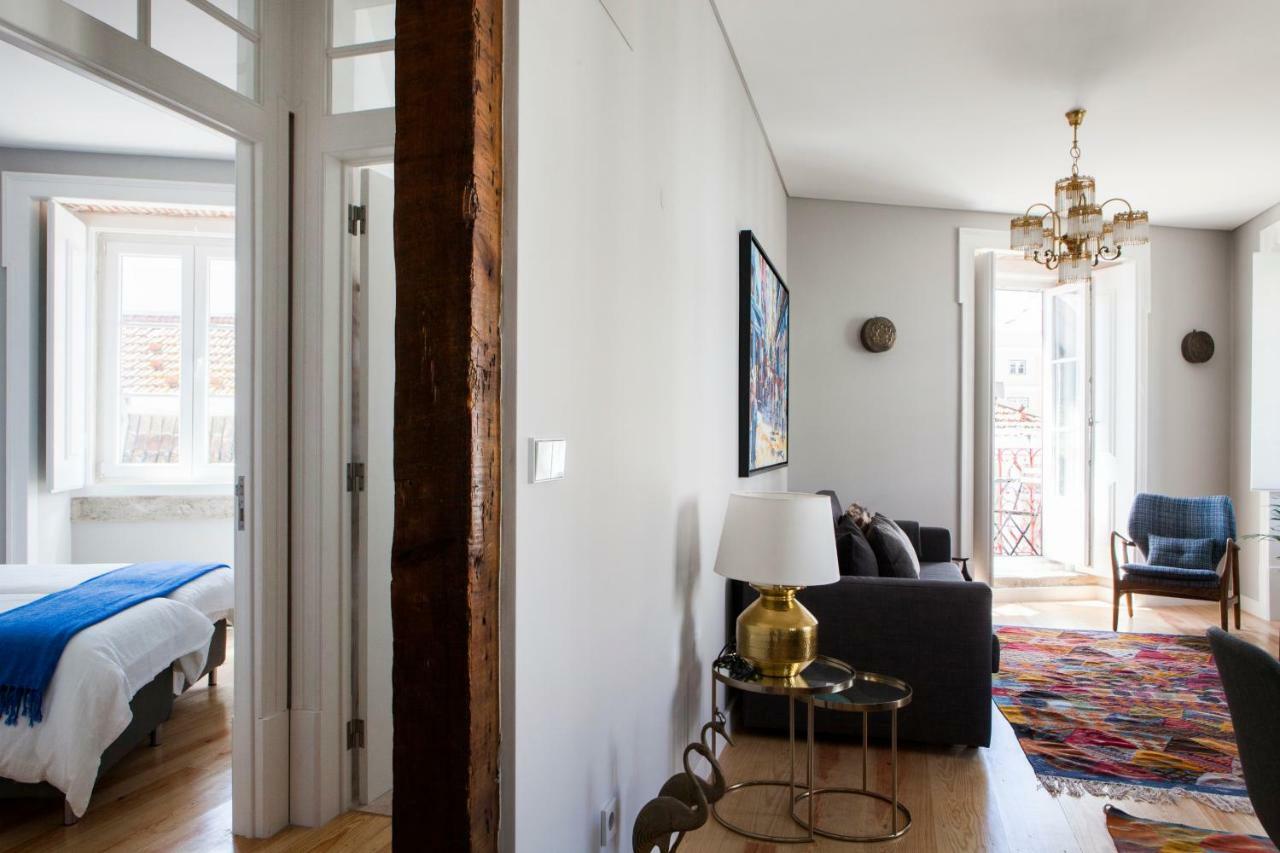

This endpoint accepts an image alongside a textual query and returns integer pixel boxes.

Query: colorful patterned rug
[1105,805,1276,852]
[993,626,1252,812]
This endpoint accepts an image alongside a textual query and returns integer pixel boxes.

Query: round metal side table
[709,655,855,844]
[793,672,913,842]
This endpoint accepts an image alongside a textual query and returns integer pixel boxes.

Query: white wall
[510,0,787,848]
[0,146,234,563]
[787,198,1233,545]
[72,520,234,565]
[1229,200,1280,614]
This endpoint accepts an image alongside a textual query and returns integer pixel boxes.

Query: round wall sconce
[860,317,896,353]
[1181,330,1214,364]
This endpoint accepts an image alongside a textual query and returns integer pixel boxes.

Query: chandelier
[1010,109,1148,285]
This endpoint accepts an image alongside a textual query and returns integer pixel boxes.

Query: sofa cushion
[919,562,963,582]
[835,515,879,577]
[1146,534,1216,571]
[866,514,920,579]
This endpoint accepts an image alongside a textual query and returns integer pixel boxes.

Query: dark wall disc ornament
[1181,330,1214,364]
[860,317,896,353]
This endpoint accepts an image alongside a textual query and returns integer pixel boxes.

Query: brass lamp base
[737,585,819,677]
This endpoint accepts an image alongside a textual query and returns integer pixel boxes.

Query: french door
[1040,264,1139,572]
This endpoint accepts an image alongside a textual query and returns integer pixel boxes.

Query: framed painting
[739,230,789,477]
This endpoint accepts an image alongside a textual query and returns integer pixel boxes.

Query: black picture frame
[738,230,790,477]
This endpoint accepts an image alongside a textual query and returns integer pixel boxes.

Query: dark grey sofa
[728,493,998,748]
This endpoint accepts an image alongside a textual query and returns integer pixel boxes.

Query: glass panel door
[1041,282,1089,569]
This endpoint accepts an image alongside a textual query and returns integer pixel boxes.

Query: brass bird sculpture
[632,741,713,853]
[656,714,733,807]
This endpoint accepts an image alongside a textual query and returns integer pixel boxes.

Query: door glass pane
[332,0,395,46]
[1052,292,1079,358]
[206,256,236,464]
[332,50,395,113]
[152,0,257,97]
[118,254,183,464]
[206,0,257,27]
[61,0,137,36]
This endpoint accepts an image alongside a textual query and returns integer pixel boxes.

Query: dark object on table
[860,317,896,352]
[632,741,713,853]
[729,491,997,747]
[1181,329,1215,363]
[1111,493,1239,632]
[1207,627,1280,842]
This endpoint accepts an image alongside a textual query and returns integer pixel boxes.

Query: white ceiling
[0,38,233,161]
[715,0,1280,230]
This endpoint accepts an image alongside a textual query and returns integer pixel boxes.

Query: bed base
[0,619,227,825]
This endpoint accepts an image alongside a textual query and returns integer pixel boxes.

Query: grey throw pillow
[835,515,879,577]
[866,514,920,579]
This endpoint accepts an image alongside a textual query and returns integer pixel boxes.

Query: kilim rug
[1105,805,1276,852]
[994,626,1252,812]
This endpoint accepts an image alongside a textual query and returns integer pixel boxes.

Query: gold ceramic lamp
[714,492,841,677]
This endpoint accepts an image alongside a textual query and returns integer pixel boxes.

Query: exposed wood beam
[391,0,502,850]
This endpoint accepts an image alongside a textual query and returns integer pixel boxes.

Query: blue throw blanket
[0,561,227,726]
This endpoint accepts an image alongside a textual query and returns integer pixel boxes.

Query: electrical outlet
[599,796,619,847]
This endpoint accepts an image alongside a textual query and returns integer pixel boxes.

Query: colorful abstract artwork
[993,626,1252,812]
[738,231,789,476]
[1105,806,1277,852]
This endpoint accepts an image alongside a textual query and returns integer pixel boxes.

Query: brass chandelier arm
[1099,197,1135,214]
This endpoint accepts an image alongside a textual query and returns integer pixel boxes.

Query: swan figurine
[656,715,733,807]
[632,741,713,853]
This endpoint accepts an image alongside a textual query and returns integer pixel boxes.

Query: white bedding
[0,563,234,816]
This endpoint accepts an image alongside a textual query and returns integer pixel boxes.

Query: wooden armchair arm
[1110,531,1135,583]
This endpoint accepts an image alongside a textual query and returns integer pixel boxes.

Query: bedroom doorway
[0,13,255,844]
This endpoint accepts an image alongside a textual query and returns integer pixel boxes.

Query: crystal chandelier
[1010,109,1149,285]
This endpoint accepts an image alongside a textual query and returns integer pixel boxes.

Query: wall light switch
[530,438,567,483]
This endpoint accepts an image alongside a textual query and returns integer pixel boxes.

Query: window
[1008,359,1027,376]
[60,0,260,98]
[99,234,235,482]
[329,0,395,113]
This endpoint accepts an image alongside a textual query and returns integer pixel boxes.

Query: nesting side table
[709,655,855,844]
[794,671,913,842]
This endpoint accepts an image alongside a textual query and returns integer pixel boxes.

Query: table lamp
[714,492,840,677]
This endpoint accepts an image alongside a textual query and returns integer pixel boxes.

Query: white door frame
[961,227,1150,585]
[0,2,290,837]
[287,0,395,827]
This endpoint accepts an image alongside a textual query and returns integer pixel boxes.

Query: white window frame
[97,232,235,484]
[326,0,396,115]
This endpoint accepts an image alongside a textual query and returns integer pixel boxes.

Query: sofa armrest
[919,526,952,564]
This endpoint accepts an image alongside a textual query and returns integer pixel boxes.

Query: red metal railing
[994,447,1042,556]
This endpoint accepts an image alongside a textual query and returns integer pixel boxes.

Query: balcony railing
[994,447,1041,556]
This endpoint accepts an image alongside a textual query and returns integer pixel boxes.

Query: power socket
[599,796,619,847]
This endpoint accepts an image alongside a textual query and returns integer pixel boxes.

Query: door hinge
[347,203,366,236]
[346,718,365,750]
[234,475,246,531]
[346,461,366,492]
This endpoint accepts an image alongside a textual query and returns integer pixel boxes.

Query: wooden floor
[0,601,1274,851]
[0,633,391,853]
[682,599,1279,852]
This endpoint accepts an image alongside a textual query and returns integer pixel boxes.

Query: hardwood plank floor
[0,633,391,853]
[1,601,1273,851]
[681,600,1278,853]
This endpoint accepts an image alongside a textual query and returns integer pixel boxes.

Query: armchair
[1110,493,1239,631]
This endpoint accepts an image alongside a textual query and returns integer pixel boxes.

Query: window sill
[71,495,234,523]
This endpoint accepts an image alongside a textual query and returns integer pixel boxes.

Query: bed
[0,563,233,823]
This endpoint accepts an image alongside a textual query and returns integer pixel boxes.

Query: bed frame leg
[150,727,161,748]
[63,799,78,826]
[208,667,218,687]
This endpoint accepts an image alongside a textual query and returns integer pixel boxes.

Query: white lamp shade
[713,492,840,587]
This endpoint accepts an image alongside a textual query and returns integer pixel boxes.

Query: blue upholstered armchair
[1110,493,1240,631]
